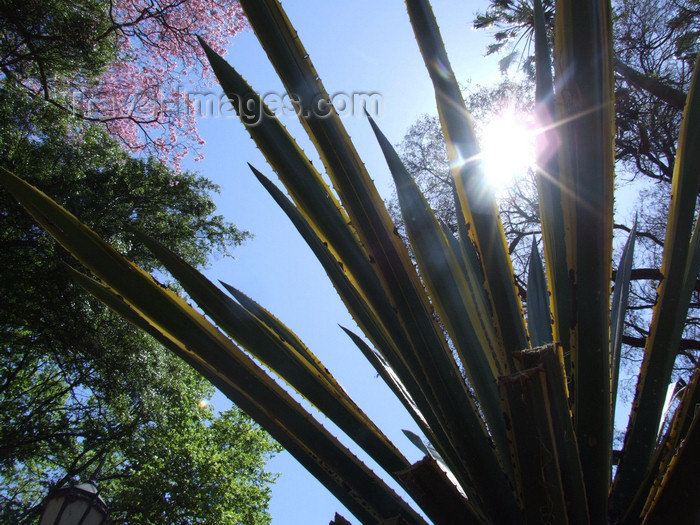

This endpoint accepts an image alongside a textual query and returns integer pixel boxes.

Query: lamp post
[39,456,109,525]
[38,481,108,525]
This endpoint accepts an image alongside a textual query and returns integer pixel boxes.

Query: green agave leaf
[641,407,700,524]
[72,274,419,525]
[198,40,421,374]
[0,168,424,525]
[233,164,495,524]
[532,0,572,373]
[400,429,474,508]
[438,217,468,278]
[130,227,411,477]
[498,366,569,524]
[611,222,637,424]
[206,11,494,495]
[232,1,437,335]
[365,114,501,377]
[613,51,700,514]
[339,324,489,521]
[554,0,615,518]
[243,165,466,466]
[405,0,529,366]
[620,214,700,522]
[242,165,402,375]
[625,371,700,523]
[199,38,467,462]
[340,326,428,431]
[526,239,553,348]
[367,113,512,470]
[397,457,485,524]
[197,42,442,416]
[451,184,488,295]
[220,282,326,376]
[197,39,377,300]
[515,345,590,525]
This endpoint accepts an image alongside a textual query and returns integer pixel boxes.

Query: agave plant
[3,0,700,523]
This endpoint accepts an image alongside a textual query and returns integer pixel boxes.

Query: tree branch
[622,334,700,352]
[614,58,687,111]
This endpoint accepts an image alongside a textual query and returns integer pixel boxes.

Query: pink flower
[60,0,248,171]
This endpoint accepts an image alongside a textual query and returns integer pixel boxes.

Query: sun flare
[479,108,536,190]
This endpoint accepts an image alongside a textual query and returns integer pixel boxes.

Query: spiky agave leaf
[526,240,553,348]
[611,222,637,424]
[553,0,616,519]
[612,51,700,515]
[405,0,528,370]
[0,167,425,525]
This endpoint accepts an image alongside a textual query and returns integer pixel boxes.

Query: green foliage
[0,0,116,83]
[0,88,280,524]
[101,409,279,525]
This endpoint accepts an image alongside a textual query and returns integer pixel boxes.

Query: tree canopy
[0,0,248,168]
[0,87,280,524]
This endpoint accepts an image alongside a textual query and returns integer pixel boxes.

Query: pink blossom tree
[0,0,247,169]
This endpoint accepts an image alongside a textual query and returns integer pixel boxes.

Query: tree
[0,87,280,524]
[5,0,700,522]
[0,0,248,168]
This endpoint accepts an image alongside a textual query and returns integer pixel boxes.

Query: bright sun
[479,108,536,190]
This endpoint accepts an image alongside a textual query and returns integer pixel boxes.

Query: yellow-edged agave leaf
[623,217,700,520]
[554,0,615,518]
[396,457,485,524]
[438,217,468,277]
[242,166,408,384]
[231,0,438,327]
[369,112,503,377]
[612,52,700,515]
[449,183,490,296]
[533,0,572,373]
[340,325,487,519]
[69,271,422,525]
[239,164,497,518]
[197,40,369,287]
[498,366,569,524]
[130,228,413,479]
[243,165,464,459]
[0,168,426,525]
[198,42,445,403]
[526,240,553,349]
[405,0,528,365]
[220,282,327,376]
[198,43,459,452]
[232,4,522,516]
[219,281,325,377]
[198,41,419,367]
[202,24,477,493]
[367,113,512,465]
[611,223,637,422]
[515,346,590,525]
[624,370,700,523]
[641,409,700,524]
[340,326,429,433]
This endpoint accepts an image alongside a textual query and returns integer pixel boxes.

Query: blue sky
[183,1,503,522]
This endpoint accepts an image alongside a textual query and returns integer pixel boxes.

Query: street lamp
[39,481,108,525]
